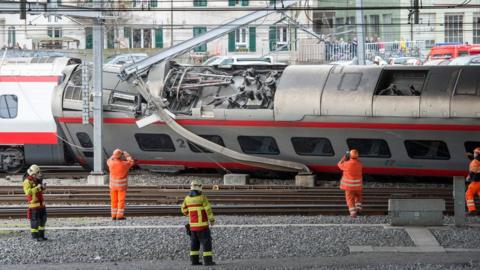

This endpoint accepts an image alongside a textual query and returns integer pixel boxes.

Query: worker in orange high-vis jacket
[107,149,134,220]
[338,149,364,218]
[181,180,216,266]
[466,147,480,216]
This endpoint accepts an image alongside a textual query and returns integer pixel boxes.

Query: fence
[294,39,427,64]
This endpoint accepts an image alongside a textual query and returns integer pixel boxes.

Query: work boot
[203,256,216,266]
[350,213,357,218]
[31,232,38,240]
[190,255,202,266]
[116,217,126,221]
[467,211,477,217]
[112,217,117,221]
[39,230,48,241]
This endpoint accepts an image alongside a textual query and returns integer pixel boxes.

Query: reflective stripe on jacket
[338,158,363,191]
[23,177,45,209]
[107,156,134,191]
[181,192,214,231]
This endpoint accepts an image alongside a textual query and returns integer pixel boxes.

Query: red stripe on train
[135,160,466,177]
[0,76,60,83]
[0,132,57,144]
[57,117,480,131]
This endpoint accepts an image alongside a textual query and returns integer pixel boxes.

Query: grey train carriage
[52,63,480,178]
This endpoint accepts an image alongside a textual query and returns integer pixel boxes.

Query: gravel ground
[432,226,480,248]
[0,217,413,265]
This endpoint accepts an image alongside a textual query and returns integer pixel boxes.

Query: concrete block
[87,174,108,185]
[223,174,249,185]
[295,174,316,187]
[389,199,445,226]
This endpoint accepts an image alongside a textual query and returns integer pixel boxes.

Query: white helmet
[190,180,203,191]
[27,164,41,176]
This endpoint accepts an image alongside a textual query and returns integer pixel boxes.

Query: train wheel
[3,148,25,174]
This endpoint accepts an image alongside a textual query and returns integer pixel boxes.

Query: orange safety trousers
[345,190,363,216]
[466,182,480,212]
[110,190,126,218]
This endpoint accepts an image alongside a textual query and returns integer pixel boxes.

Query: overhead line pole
[355,0,366,65]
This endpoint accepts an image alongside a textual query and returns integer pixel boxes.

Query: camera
[345,151,351,161]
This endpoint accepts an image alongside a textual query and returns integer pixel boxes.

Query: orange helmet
[112,149,122,158]
[349,149,359,159]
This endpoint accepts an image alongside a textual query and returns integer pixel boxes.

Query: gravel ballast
[0,216,413,265]
[432,227,480,248]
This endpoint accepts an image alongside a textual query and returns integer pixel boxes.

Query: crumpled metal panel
[274,65,332,121]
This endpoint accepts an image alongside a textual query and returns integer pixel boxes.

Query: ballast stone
[223,174,250,185]
[389,199,445,226]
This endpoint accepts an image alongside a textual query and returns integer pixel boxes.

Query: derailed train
[51,62,480,177]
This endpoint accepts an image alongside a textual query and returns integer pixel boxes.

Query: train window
[291,137,334,156]
[404,140,450,160]
[347,139,391,158]
[188,135,225,153]
[375,70,427,96]
[135,133,175,152]
[465,141,480,155]
[0,95,18,119]
[338,73,362,91]
[238,136,280,155]
[76,132,93,148]
[455,69,479,95]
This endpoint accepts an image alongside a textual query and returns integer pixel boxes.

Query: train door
[420,67,459,118]
[450,67,480,118]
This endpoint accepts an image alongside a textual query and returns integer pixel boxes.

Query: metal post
[453,176,466,227]
[171,0,174,47]
[92,19,104,174]
[355,0,366,65]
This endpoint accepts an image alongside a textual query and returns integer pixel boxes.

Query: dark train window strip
[135,133,175,152]
[238,136,280,155]
[76,132,93,148]
[188,135,225,153]
[404,140,450,160]
[464,141,480,156]
[0,95,18,119]
[291,137,335,156]
[346,138,391,158]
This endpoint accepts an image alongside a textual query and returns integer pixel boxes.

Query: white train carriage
[0,56,80,172]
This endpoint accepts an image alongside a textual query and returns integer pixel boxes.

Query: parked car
[388,57,422,66]
[423,59,451,66]
[202,55,276,67]
[448,55,480,65]
[104,53,148,66]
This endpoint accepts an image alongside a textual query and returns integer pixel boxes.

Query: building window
[313,12,334,34]
[229,0,248,6]
[193,27,207,52]
[0,95,18,119]
[347,139,391,158]
[188,135,225,153]
[269,26,292,51]
[76,132,93,148]
[7,27,16,47]
[291,137,334,156]
[129,28,152,49]
[404,140,450,160]
[238,136,280,155]
[133,0,156,8]
[194,0,207,6]
[135,134,175,152]
[236,28,248,48]
[474,14,480,44]
[369,15,380,39]
[445,14,463,43]
[382,14,392,41]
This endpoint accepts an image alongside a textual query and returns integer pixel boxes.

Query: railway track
[0,185,466,218]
